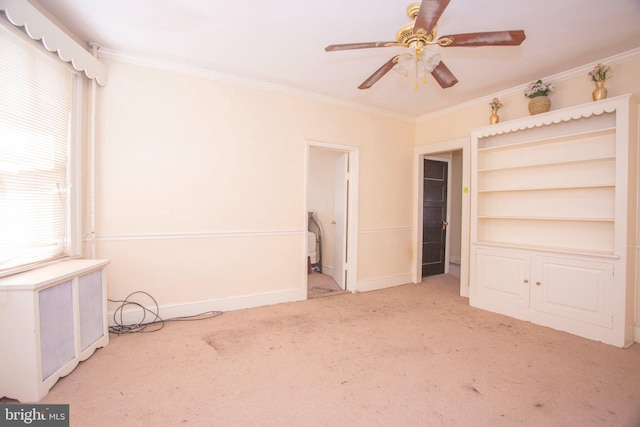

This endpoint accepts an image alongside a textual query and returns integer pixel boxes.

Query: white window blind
[0,22,76,273]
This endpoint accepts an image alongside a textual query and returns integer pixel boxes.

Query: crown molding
[98,48,415,123]
[416,47,640,123]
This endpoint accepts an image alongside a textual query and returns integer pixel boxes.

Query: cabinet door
[472,248,531,315]
[39,281,75,381]
[531,256,614,328]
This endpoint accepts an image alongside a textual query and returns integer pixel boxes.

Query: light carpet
[16,274,640,426]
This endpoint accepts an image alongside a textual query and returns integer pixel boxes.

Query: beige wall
[94,59,415,312]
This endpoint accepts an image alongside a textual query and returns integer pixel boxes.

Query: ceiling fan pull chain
[414,47,421,90]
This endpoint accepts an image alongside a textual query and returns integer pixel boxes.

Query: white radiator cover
[0,259,110,402]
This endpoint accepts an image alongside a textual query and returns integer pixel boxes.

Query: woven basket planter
[528,96,551,115]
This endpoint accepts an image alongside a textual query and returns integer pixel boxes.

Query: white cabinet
[0,259,110,402]
[472,247,615,342]
[470,94,638,347]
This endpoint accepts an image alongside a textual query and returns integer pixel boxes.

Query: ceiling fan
[325,0,526,90]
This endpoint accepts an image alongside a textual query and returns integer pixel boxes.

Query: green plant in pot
[525,79,554,115]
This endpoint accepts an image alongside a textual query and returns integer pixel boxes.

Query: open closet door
[333,153,348,289]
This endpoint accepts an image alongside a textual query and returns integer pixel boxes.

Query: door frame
[305,140,359,293]
[413,137,470,297]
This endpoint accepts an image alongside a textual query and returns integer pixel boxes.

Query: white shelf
[478,155,615,173]
[477,126,616,152]
[476,218,614,254]
[477,183,615,193]
[478,216,614,222]
[473,241,620,259]
[478,130,615,170]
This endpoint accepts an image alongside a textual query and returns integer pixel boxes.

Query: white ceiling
[33,0,640,119]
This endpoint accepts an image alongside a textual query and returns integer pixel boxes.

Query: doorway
[414,137,470,297]
[306,141,359,298]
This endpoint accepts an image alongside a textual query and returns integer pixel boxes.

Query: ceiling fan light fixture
[394,51,440,89]
[393,53,414,76]
[426,53,442,71]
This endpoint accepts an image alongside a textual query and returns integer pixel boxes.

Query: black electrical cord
[108,291,222,335]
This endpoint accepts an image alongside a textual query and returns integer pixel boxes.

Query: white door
[333,153,348,289]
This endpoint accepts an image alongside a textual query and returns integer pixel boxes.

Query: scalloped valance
[0,0,106,85]
[472,94,636,139]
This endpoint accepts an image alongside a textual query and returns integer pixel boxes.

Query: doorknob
[442,221,449,230]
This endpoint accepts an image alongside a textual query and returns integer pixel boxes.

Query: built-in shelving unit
[469,94,638,347]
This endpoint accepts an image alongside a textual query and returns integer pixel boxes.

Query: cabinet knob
[524,279,529,284]
[536,281,541,286]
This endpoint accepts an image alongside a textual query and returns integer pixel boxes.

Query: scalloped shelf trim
[473,94,636,138]
[0,0,106,85]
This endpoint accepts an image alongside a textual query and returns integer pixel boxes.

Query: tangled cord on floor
[108,291,223,335]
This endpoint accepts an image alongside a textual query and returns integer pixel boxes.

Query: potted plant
[489,97,502,124]
[588,63,611,101]
[524,79,554,115]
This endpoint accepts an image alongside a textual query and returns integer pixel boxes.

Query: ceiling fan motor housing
[396,23,437,50]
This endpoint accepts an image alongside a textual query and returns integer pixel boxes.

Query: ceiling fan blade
[325,42,396,52]
[431,60,458,88]
[358,56,399,90]
[414,0,451,35]
[440,30,526,47]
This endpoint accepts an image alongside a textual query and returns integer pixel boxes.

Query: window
[0,21,82,276]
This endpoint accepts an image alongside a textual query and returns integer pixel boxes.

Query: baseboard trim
[355,274,414,293]
[321,266,334,276]
[635,325,640,344]
[448,263,461,277]
[107,287,307,327]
